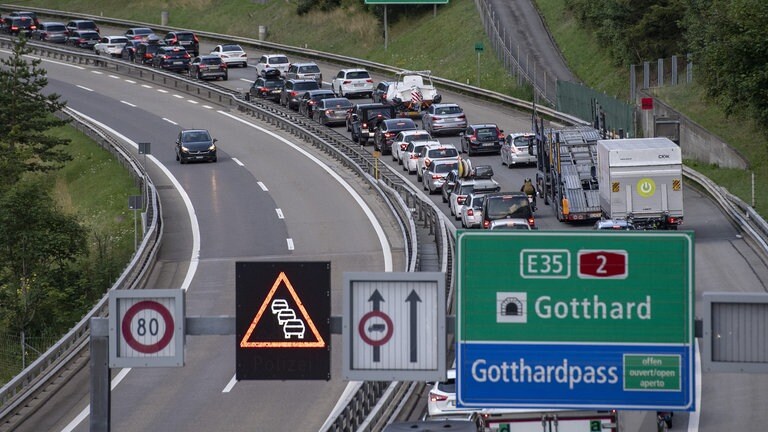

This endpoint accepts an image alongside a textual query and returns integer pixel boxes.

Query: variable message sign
[456,231,694,411]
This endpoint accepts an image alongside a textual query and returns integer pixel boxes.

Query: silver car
[313,97,353,126]
[501,133,537,166]
[461,193,486,228]
[421,103,468,136]
[422,160,459,194]
[32,22,68,43]
[94,35,129,57]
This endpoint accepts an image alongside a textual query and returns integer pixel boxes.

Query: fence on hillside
[0,332,59,384]
[630,54,693,100]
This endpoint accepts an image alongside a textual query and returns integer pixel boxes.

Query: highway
[4,25,768,432]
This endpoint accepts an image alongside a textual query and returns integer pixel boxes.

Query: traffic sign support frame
[108,289,185,368]
[343,272,446,381]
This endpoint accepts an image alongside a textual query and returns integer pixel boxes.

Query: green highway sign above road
[456,231,696,410]
[457,231,694,344]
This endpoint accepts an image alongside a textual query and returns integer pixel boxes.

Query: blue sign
[457,342,694,410]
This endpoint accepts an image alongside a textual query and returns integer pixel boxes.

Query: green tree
[684,0,768,131]
[0,37,71,190]
[0,180,87,339]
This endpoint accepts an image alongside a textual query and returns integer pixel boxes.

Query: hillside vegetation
[15,0,767,212]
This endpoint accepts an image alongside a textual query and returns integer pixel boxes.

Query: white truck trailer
[596,137,683,230]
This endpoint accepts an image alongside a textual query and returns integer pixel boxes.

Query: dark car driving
[249,74,285,101]
[460,123,505,156]
[373,118,418,154]
[481,192,535,229]
[175,129,218,164]
[188,55,228,81]
[66,30,100,49]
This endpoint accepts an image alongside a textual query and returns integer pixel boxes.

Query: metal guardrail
[0,104,163,426]
[0,3,589,126]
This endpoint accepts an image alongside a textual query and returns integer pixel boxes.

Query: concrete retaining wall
[637,93,749,170]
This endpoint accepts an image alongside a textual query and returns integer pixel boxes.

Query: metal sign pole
[90,317,110,432]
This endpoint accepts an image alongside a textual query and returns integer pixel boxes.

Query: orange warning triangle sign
[239,271,326,348]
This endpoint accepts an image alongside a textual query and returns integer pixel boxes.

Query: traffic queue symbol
[578,250,628,279]
[239,272,325,348]
[121,300,175,354]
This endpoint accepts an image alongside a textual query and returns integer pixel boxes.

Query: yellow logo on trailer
[637,178,656,198]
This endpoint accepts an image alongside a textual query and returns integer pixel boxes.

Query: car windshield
[299,65,320,73]
[476,128,498,139]
[264,79,283,86]
[201,57,222,65]
[183,131,210,142]
[437,106,463,115]
[294,82,319,90]
[176,33,195,41]
[77,22,97,30]
[347,71,370,79]
[387,120,416,131]
[222,44,243,52]
[406,133,431,143]
[436,378,456,393]
[434,162,458,174]
[269,56,289,64]
[428,148,458,158]
[47,24,66,31]
[459,185,474,195]
[133,28,152,35]
[80,32,99,38]
[111,37,128,43]
[514,135,534,148]
[325,99,352,108]
[486,196,529,219]
[471,196,485,207]
[365,107,393,120]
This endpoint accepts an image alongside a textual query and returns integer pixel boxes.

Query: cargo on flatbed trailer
[533,120,603,223]
[482,409,619,432]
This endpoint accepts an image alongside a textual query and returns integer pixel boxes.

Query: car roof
[293,62,318,66]
[40,21,65,26]
[307,89,334,95]
[197,54,219,59]
[470,123,499,128]
[341,68,368,72]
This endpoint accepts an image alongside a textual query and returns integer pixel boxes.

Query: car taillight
[193,35,199,42]
[343,80,351,84]
[366,79,373,83]
[498,131,505,139]
[385,132,394,138]
[324,109,333,115]
[400,143,408,150]
[458,114,466,119]
[483,220,490,229]
[362,122,368,129]
[30,25,36,30]
[431,173,441,180]
[221,63,227,69]
[470,134,477,142]
[309,100,317,106]
[466,208,474,216]
[528,216,536,227]
[429,392,448,402]
[258,86,268,93]
[10,26,19,31]
[667,216,681,225]
[410,153,419,159]
[183,53,191,59]
[290,91,298,97]
[425,158,432,167]
[239,53,247,58]
[457,195,467,204]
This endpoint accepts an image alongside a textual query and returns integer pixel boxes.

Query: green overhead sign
[457,231,693,344]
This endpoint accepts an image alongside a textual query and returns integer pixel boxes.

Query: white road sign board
[109,289,185,367]
[343,272,446,381]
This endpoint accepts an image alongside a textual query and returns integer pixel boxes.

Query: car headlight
[180,145,189,153]
[208,144,216,151]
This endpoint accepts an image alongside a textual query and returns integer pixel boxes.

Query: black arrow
[369,290,385,362]
[406,290,421,363]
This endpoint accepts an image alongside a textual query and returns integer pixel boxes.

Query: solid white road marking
[257,182,268,191]
[173,94,184,99]
[222,375,237,393]
[76,85,93,92]
[163,118,178,125]
[275,208,284,219]
[232,158,244,166]
[187,100,199,104]
[125,79,136,84]
[91,70,103,75]
[202,105,213,109]
[109,75,120,79]
[157,89,168,93]
[120,101,136,107]
[141,84,152,88]
[286,238,294,250]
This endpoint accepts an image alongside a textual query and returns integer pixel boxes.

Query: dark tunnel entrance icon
[500,297,524,316]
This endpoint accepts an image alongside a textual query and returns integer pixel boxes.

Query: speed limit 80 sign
[109,290,185,368]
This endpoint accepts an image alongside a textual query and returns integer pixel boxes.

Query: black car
[32,21,68,43]
[188,55,228,81]
[163,31,199,56]
[66,19,99,37]
[372,81,391,103]
[346,103,396,145]
[152,46,191,72]
[8,11,39,27]
[2,16,36,36]
[249,75,284,101]
[280,79,320,110]
[373,118,418,154]
[176,129,218,164]
[121,39,142,62]
[66,30,100,49]
[134,41,166,65]
[460,123,505,156]
[481,192,535,229]
[297,89,336,117]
